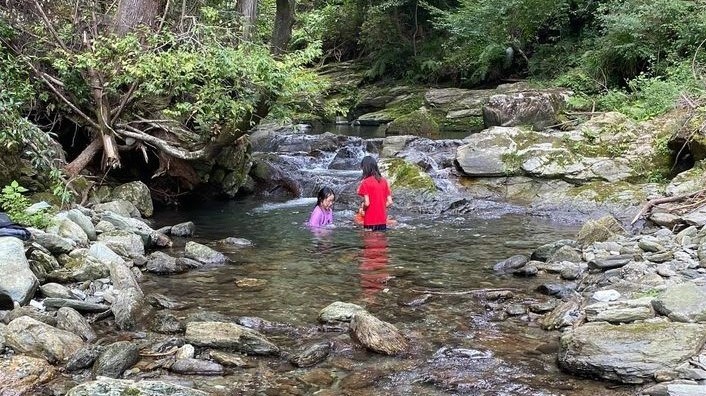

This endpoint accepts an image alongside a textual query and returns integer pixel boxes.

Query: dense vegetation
[1,0,706,206]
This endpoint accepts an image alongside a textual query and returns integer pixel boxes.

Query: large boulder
[110,181,153,217]
[5,316,86,364]
[455,127,520,176]
[559,321,706,384]
[482,89,569,130]
[185,321,279,355]
[0,237,39,305]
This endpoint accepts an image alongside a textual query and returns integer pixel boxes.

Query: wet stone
[398,293,432,306]
[339,369,386,390]
[512,263,538,277]
[505,304,526,316]
[170,358,224,375]
[645,251,674,263]
[209,350,249,367]
[485,290,514,301]
[297,368,335,387]
[235,278,268,289]
[528,300,557,314]
[289,341,331,368]
[588,255,632,270]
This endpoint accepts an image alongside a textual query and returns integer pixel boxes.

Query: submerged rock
[289,341,332,367]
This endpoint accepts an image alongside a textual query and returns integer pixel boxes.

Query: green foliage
[583,0,706,85]
[429,0,572,84]
[567,62,705,120]
[0,181,51,228]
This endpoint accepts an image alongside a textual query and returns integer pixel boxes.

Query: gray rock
[585,297,655,323]
[547,245,582,263]
[217,237,253,247]
[559,321,706,384]
[588,254,632,270]
[44,298,109,313]
[47,217,89,246]
[350,311,407,356]
[482,89,568,130]
[184,241,228,265]
[641,381,706,396]
[170,358,224,375]
[40,283,74,299]
[146,251,187,274]
[209,350,248,367]
[92,341,140,378]
[29,229,77,254]
[67,209,97,241]
[653,282,706,323]
[94,200,141,218]
[56,307,97,342]
[170,221,195,237]
[539,297,581,330]
[493,255,528,272]
[455,127,519,176]
[111,181,153,217]
[318,301,366,323]
[5,316,85,363]
[648,212,682,229]
[97,230,145,258]
[66,377,208,396]
[591,289,621,302]
[185,321,279,355]
[289,341,331,368]
[0,237,39,305]
[531,239,578,261]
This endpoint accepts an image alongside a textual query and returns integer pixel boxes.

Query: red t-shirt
[357,176,391,226]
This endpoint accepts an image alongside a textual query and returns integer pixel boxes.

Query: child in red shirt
[357,156,392,231]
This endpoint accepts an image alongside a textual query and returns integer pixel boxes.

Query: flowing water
[146,199,639,395]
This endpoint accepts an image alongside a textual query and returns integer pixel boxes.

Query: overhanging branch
[116,126,207,160]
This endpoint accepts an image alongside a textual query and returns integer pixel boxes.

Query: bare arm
[386,195,392,207]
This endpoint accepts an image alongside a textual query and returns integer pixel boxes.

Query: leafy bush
[584,0,706,85]
[0,181,52,228]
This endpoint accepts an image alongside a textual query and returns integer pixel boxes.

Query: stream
[144,197,639,395]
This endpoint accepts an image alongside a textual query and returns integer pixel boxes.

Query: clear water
[146,199,639,395]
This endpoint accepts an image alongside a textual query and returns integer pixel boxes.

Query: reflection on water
[359,231,390,301]
[147,198,638,395]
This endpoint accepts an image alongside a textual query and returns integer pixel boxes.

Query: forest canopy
[1,0,706,199]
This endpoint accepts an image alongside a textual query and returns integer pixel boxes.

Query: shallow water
[145,199,640,395]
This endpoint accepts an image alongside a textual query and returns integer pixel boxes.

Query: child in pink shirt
[308,187,335,227]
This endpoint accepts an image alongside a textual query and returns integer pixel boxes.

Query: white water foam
[252,197,316,212]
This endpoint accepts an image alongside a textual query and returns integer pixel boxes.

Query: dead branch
[110,81,137,124]
[33,0,69,52]
[116,126,207,160]
[411,288,520,296]
[631,188,706,225]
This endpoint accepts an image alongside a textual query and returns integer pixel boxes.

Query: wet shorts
[364,224,387,231]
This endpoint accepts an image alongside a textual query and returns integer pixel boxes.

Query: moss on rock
[386,109,439,137]
[380,158,436,193]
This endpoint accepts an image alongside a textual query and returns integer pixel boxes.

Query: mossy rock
[380,158,436,193]
[386,109,439,137]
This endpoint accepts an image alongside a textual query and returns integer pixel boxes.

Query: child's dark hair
[361,155,382,181]
[316,187,335,207]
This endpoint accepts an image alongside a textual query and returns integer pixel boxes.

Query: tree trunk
[271,0,295,56]
[65,138,103,177]
[237,0,258,42]
[114,0,162,36]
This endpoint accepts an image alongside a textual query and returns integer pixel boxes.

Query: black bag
[0,212,31,240]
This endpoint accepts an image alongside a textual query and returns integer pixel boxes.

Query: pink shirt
[308,205,333,227]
